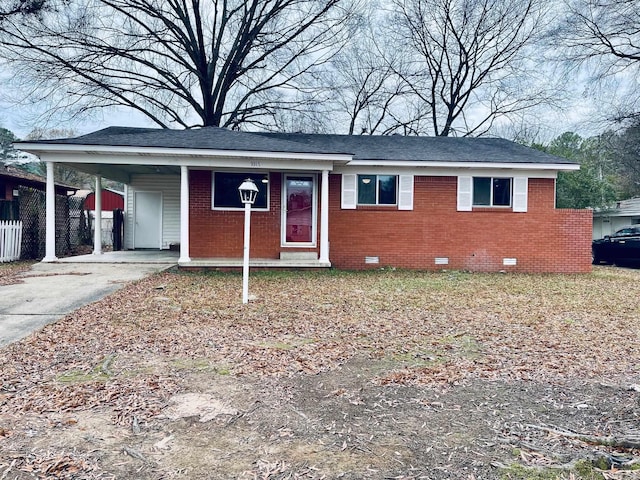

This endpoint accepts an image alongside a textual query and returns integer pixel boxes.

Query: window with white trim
[357,174,397,205]
[342,174,413,210]
[473,177,512,207]
[457,175,528,212]
[212,172,269,210]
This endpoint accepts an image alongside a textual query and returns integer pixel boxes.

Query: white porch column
[93,175,103,255]
[42,161,57,262]
[179,165,191,263]
[319,169,330,265]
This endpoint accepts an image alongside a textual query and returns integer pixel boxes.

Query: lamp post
[238,178,259,304]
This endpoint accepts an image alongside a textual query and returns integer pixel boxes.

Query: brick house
[18,127,592,273]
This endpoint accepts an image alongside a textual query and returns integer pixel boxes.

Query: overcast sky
[0,59,624,143]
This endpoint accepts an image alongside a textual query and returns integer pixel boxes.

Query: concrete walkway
[56,250,180,264]
[0,259,175,347]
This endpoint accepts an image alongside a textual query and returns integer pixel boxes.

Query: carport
[17,127,341,268]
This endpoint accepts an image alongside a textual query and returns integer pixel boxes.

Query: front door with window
[283,175,316,246]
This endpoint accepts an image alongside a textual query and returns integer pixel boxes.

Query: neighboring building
[0,162,79,258]
[72,188,125,247]
[0,163,73,220]
[18,127,592,273]
[84,188,125,212]
[592,197,640,240]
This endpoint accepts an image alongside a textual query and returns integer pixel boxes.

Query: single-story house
[17,126,592,273]
[592,197,640,240]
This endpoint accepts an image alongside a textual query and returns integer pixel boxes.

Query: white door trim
[281,174,318,248]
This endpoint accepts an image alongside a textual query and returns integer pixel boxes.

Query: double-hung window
[357,174,397,205]
[212,172,269,210]
[473,177,512,207]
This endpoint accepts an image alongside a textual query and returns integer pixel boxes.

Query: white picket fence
[0,220,23,262]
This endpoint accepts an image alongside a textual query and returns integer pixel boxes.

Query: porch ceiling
[62,162,181,184]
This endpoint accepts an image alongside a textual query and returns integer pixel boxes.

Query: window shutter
[512,177,528,212]
[341,174,357,209]
[457,176,473,211]
[398,175,414,210]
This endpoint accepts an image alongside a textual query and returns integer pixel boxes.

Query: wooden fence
[0,220,23,262]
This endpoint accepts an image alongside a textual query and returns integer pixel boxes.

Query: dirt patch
[2,366,639,479]
[1,267,640,479]
[160,392,239,422]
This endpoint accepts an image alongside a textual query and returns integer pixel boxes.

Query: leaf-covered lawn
[2,266,639,423]
[3,266,640,480]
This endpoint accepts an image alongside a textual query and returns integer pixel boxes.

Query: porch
[55,250,330,268]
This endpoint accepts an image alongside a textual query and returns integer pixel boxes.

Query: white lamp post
[238,178,259,304]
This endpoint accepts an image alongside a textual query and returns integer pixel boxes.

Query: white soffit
[17,142,353,164]
[346,160,580,171]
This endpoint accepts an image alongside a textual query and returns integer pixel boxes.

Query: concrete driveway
[0,261,175,347]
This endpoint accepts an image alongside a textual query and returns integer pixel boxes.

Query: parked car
[592,226,640,265]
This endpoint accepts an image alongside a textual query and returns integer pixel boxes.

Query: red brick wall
[328,175,592,273]
[189,171,592,273]
[189,170,317,258]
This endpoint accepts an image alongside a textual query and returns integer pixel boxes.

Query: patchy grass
[4,266,640,409]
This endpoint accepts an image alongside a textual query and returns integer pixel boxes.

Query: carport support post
[93,175,103,255]
[43,161,57,262]
[179,165,190,263]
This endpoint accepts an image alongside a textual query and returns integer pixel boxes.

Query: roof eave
[16,142,353,163]
[348,160,580,171]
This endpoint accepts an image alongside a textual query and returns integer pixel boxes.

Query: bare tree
[609,120,640,197]
[327,36,426,135]
[389,0,552,137]
[282,4,430,136]
[0,0,48,21]
[319,3,422,136]
[22,127,97,188]
[0,0,357,130]
[562,0,640,66]
[559,0,640,123]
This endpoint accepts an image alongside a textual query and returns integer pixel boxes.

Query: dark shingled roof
[0,163,78,192]
[29,126,345,155]
[23,126,576,165]
[255,132,574,164]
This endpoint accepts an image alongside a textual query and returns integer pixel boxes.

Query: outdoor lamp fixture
[238,178,259,304]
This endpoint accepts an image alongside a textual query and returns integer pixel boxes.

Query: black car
[592,226,640,265]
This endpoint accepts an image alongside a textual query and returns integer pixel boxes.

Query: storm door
[282,175,316,246]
